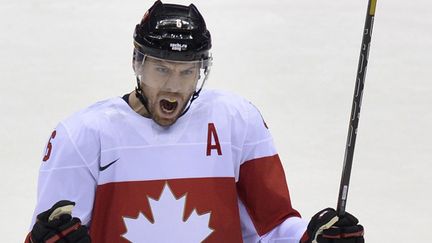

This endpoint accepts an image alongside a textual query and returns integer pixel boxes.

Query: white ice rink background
[1,0,431,242]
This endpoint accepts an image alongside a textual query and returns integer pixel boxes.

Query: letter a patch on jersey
[206,123,222,156]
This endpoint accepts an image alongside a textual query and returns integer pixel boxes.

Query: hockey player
[25,1,364,242]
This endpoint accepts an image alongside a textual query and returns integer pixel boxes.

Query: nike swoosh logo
[99,158,119,171]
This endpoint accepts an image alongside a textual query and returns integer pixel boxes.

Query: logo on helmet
[170,43,188,51]
[176,19,182,28]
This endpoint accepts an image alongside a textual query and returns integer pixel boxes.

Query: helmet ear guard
[132,48,141,73]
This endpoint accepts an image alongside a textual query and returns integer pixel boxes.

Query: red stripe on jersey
[236,154,301,236]
[89,178,243,242]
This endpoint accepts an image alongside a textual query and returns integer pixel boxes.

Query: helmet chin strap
[179,61,211,117]
[179,90,200,117]
[135,76,153,118]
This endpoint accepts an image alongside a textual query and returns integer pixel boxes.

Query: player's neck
[129,90,151,118]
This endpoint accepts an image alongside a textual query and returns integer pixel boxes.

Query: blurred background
[1,0,431,241]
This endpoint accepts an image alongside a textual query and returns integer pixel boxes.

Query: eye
[155,66,170,74]
[180,69,194,76]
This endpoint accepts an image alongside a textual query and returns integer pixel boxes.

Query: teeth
[166,98,177,103]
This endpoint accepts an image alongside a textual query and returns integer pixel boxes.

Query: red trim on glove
[299,232,310,243]
[45,222,81,243]
[24,232,32,243]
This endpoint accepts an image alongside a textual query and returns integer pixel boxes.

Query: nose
[161,73,183,92]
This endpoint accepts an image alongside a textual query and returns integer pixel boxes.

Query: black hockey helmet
[133,0,212,62]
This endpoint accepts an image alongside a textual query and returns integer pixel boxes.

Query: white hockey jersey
[32,89,307,242]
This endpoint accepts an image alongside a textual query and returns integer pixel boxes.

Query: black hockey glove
[29,200,91,243]
[300,208,364,243]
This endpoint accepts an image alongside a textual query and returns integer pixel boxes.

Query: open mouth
[160,98,178,114]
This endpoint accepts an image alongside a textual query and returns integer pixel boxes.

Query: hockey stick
[336,0,377,216]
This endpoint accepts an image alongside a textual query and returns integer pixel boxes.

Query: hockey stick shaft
[336,0,377,216]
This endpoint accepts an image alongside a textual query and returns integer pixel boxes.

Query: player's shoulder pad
[60,97,122,136]
[197,89,257,119]
[54,98,121,159]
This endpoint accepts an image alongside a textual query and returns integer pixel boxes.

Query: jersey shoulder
[59,97,125,141]
[197,89,256,120]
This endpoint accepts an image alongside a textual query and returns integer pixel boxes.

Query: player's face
[136,56,200,126]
